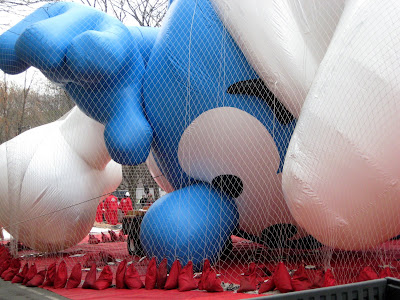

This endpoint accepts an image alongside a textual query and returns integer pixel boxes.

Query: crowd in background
[95,189,154,225]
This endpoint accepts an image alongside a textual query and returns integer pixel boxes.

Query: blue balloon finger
[104,108,153,165]
[14,5,105,72]
[66,24,135,82]
[0,2,73,74]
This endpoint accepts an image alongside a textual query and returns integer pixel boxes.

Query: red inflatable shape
[379,267,392,278]
[101,232,111,243]
[258,279,275,294]
[157,258,168,289]
[22,264,37,285]
[291,265,312,291]
[273,262,293,293]
[66,263,82,289]
[116,259,127,289]
[94,265,113,290]
[0,259,10,276]
[164,260,181,290]
[323,269,336,287]
[178,261,198,292]
[43,262,57,287]
[357,266,379,282]
[204,269,223,292]
[145,257,157,290]
[88,235,100,244]
[238,262,258,293]
[54,261,68,289]
[12,263,29,284]
[108,230,119,242]
[124,263,144,289]
[2,258,20,281]
[82,264,97,289]
[3,268,18,281]
[26,270,46,287]
[198,259,211,290]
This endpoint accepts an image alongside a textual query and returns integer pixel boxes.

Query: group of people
[95,192,134,225]
[95,190,155,225]
[139,189,155,209]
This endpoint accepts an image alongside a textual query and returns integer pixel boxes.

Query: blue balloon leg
[140,183,239,270]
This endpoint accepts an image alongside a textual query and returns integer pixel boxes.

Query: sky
[0,4,41,33]
[0,3,46,88]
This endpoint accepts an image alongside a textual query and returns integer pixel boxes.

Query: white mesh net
[0,0,399,294]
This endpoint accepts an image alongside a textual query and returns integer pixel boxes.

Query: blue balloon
[140,183,239,270]
[0,0,307,264]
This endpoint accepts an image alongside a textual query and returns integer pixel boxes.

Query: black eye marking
[227,78,295,125]
[212,174,243,198]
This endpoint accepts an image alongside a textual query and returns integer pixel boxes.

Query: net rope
[0,0,399,291]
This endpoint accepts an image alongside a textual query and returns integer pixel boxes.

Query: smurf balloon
[2,0,398,268]
[0,0,303,268]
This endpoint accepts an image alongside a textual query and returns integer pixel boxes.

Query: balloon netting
[0,0,399,292]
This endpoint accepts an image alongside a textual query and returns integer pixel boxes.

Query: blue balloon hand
[0,2,152,165]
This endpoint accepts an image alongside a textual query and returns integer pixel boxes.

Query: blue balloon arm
[0,2,73,74]
[0,2,153,165]
[0,2,137,83]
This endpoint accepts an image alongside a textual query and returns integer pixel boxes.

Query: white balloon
[146,150,174,194]
[283,0,400,250]
[0,107,121,252]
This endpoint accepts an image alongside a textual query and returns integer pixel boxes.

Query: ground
[0,278,69,300]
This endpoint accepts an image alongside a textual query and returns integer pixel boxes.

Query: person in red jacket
[95,200,105,223]
[119,192,134,215]
[104,195,119,225]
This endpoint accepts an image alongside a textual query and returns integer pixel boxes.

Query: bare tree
[16,70,36,134]
[67,0,168,26]
[0,74,28,142]
[0,0,169,28]
[0,0,51,29]
[0,73,11,143]
[0,73,74,143]
[120,0,168,26]
[0,0,49,13]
